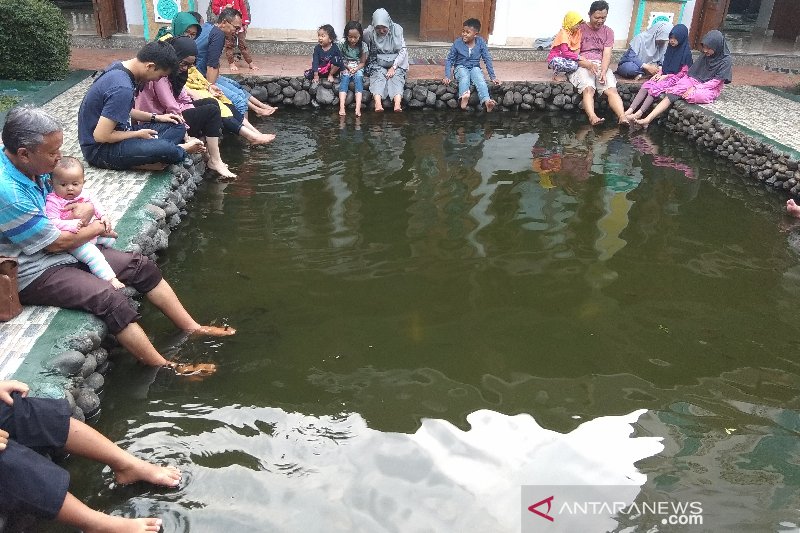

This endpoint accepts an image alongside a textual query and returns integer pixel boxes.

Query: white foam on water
[123,407,663,532]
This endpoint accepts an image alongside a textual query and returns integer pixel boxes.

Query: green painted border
[758,85,800,105]
[0,70,93,125]
[141,0,150,40]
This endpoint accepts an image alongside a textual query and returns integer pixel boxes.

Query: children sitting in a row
[307,18,501,114]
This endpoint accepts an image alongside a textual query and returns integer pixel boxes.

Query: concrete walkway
[1,52,800,386]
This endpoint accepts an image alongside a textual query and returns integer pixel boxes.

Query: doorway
[362,0,421,42]
[52,0,127,37]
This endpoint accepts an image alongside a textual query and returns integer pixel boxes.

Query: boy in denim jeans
[443,18,501,112]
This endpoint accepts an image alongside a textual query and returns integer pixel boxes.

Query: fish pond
[50,112,800,532]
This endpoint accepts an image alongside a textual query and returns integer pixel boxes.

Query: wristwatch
[150,113,157,123]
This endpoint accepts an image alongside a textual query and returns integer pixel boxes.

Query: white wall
[490,0,636,47]
[124,0,143,25]
[195,0,344,32]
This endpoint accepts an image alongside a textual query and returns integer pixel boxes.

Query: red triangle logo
[528,495,555,522]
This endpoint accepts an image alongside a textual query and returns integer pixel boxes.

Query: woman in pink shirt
[136,36,236,178]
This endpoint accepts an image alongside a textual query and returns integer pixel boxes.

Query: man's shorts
[569,63,617,94]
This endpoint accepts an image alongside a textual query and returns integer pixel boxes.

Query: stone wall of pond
[238,75,799,196]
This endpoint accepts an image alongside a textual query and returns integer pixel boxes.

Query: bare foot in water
[208,159,237,179]
[633,117,650,129]
[254,105,277,117]
[192,325,236,336]
[114,457,181,487]
[374,104,384,112]
[166,362,217,377]
[787,199,800,218]
[394,105,403,112]
[460,90,470,109]
[83,514,163,533]
[485,99,496,112]
[251,133,276,146]
[588,115,606,126]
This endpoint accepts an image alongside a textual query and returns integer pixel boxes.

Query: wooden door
[346,0,363,24]
[421,0,451,41]
[769,0,800,40]
[689,0,731,48]
[421,0,496,42]
[92,0,118,37]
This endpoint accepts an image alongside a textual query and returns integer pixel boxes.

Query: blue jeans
[339,69,364,93]
[216,76,249,116]
[82,123,187,170]
[455,65,490,103]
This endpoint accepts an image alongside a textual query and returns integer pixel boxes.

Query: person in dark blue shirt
[443,18,501,112]
[77,41,204,171]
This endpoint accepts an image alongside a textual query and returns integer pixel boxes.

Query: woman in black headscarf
[635,30,732,127]
[136,36,236,178]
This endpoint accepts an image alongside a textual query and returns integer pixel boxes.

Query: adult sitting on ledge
[568,0,625,125]
[77,41,204,172]
[0,106,234,376]
[363,8,409,113]
[0,379,178,532]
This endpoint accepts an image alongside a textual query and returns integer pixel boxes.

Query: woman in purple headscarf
[635,30,732,127]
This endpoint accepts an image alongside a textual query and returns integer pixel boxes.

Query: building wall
[123,1,695,46]
[490,0,637,48]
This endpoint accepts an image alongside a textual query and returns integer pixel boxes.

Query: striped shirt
[0,149,76,290]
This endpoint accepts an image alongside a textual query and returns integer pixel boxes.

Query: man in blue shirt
[443,18,501,112]
[78,40,204,171]
[1,105,234,374]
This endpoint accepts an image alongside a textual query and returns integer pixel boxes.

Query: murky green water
[49,112,800,532]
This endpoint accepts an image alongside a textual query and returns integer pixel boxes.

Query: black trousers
[183,97,223,138]
[0,394,71,519]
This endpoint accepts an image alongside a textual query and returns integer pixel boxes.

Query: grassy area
[0,94,19,111]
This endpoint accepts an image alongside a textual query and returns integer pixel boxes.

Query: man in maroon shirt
[568,1,626,125]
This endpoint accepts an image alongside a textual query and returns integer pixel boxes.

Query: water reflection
[104,406,661,533]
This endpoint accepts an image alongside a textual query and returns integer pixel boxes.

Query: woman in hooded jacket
[363,8,409,112]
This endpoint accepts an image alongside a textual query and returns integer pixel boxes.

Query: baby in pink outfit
[45,157,123,289]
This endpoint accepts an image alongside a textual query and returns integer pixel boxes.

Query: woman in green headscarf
[156,11,203,41]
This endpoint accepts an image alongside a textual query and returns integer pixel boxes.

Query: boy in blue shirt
[443,18,501,112]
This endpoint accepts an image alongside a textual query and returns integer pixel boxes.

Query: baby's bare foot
[110,278,125,290]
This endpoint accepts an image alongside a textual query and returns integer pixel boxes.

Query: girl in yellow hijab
[547,11,583,80]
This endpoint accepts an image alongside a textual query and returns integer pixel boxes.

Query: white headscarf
[629,22,672,64]
[365,8,409,69]
[372,7,405,54]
